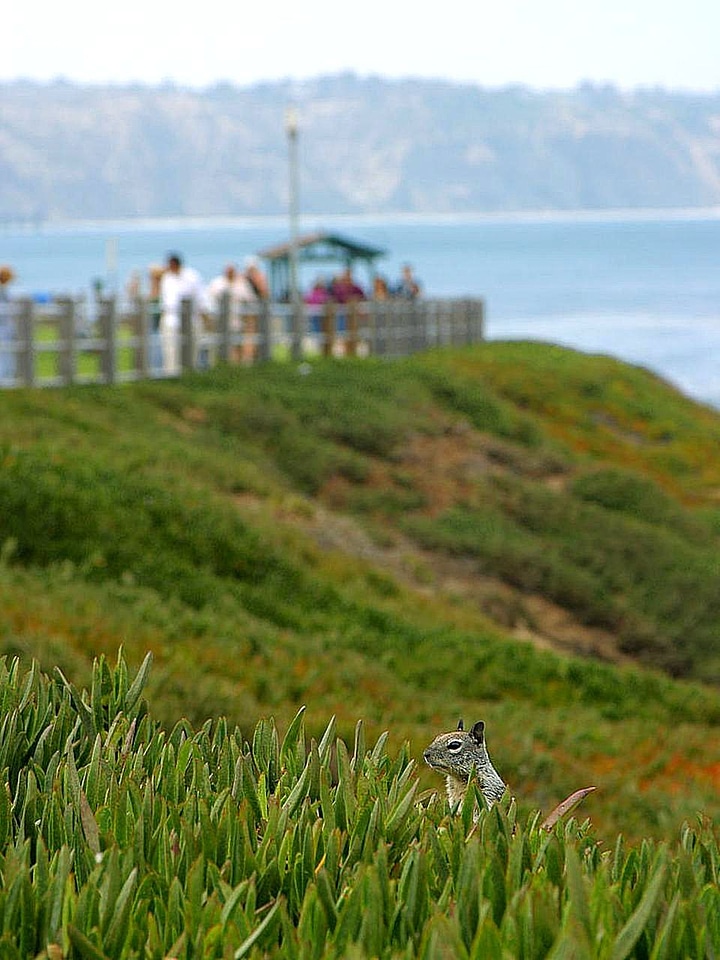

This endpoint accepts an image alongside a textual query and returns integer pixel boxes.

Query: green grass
[34,319,138,382]
[461,341,720,498]
[0,344,719,845]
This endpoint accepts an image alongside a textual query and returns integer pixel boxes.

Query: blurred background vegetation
[1,341,719,842]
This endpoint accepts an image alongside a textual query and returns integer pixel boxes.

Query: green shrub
[401,466,720,679]
[0,446,298,608]
[414,359,544,447]
[571,467,707,540]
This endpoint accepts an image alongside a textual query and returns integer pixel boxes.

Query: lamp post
[285,106,301,358]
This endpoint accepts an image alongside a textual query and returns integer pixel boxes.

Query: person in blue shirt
[393,263,421,299]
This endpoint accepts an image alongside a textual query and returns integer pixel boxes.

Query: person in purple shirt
[330,268,366,304]
[304,277,332,339]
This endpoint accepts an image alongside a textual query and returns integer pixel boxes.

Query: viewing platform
[0,294,485,389]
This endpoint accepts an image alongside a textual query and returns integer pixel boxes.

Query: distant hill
[2,75,720,222]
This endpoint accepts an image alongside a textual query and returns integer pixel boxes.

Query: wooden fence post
[291,301,303,361]
[133,297,150,378]
[404,303,414,356]
[57,296,76,385]
[217,292,231,364]
[321,304,336,358]
[446,301,456,346]
[180,298,196,372]
[447,300,457,346]
[346,302,359,357]
[369,301,382,356]
[384,301,398,357]
[475,299,485,341]
[418,302,430,353]
[398,301,409,355]
[430,300,442,348]
[98,297,117,384]
[433,300,444,347]
[463,300,475,344]
[17,298,35,388]
[452,301,464,346]
[405,302,419,355]
[257,300,271,362]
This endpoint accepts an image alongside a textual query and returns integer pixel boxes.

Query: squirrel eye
[447,739,463,751]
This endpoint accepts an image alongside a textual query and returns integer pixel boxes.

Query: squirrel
[424,718,596,829]
[423,719,506,811]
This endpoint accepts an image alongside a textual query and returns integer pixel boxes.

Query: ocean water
[2,210,719,406]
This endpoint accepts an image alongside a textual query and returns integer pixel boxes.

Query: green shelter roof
[258,231,387,265]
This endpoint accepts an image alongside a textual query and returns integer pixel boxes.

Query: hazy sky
[5,0,720,91]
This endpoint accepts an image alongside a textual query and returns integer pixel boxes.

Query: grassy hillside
[0,343,719,842]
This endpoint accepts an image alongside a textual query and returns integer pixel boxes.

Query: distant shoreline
[3,205,720,237]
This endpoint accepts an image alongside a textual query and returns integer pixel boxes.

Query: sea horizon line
[3,205,720,237]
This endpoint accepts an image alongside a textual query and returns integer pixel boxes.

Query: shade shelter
[257,231,386,301]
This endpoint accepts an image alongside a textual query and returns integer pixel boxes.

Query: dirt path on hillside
[236,487,633,668]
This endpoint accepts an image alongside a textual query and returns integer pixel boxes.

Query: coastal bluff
[2,75,720,222]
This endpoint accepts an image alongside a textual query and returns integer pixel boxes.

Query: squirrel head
[423,719,492,782]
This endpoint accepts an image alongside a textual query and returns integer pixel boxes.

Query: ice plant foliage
[0,652,717,958]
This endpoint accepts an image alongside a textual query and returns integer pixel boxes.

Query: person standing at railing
[393,263,422,300]
[243,256,269,300]
[147,264,165,372]
[159,252,206,375]
[330,268,366,356]
[241,257,269,362]
[372,275,391,300]
[0,266,17,384]
[330,267,366,305]
[303,277,332,353]
[207,263,257,364]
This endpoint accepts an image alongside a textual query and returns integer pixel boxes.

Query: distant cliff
[2,74,720,222]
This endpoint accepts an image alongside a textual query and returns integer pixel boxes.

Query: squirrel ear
[457,719,464,731]
[470,721,485,743]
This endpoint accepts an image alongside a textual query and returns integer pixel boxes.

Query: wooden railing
[0,295,484,388]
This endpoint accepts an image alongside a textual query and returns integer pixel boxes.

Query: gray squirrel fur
[423,719,506,811]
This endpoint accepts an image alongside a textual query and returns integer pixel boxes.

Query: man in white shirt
[207,263,256,309]
[159,252,206,374]
[207,263,257,364]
